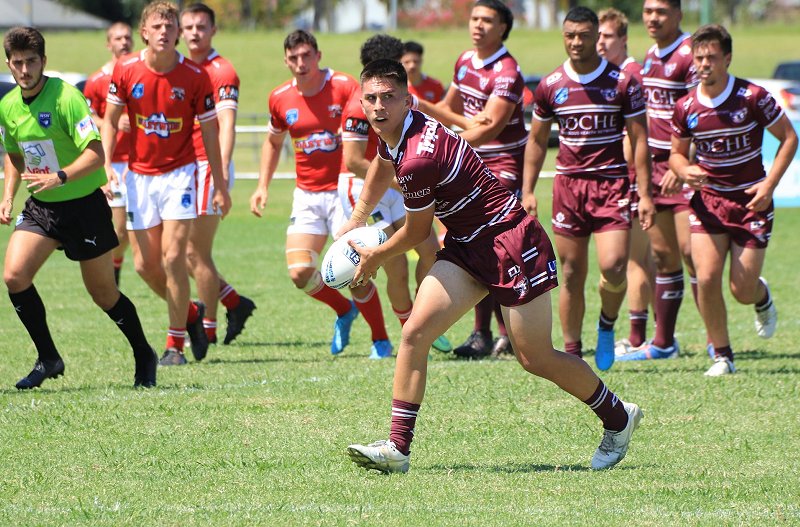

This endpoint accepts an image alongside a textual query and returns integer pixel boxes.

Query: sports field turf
[1,178,798,525]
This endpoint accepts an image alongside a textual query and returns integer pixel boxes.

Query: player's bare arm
[249,130,286,217]
[0,154,21,225]
[100,102,123,186]
[521,117,552,217]
[458,95,515,147]
[343,139,371,179]
[337,156,394,238]
[743,114,799,211]
[217,107,237,179]
[626,113,655,230]
[669,135,708,191]
[351,204,435,288]
[21,141,105,194]
[199,117,231,216]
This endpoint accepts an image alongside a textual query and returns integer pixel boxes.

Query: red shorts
[551,174,631,237]
[438,214,558,307]
[482,149,524,195]
[689,190,773,249]
[652,158,693,213]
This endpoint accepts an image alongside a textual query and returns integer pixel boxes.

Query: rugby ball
[322,227,388,289]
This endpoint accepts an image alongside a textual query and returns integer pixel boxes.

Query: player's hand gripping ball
[322,226,387,289]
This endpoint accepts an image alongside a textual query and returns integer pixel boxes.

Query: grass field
[1,179,799,525]
[33,23,800,173]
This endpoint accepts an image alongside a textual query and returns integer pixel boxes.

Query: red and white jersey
[641,32,699,155]
[452,46,527,156]
[107,51,216,175]
[341,87,378,165]
[84,64,130,162]
[533,58,646,178]
[268,69,357,192]
[671,76,784,193]
[192,50,240,162]
[408,75,444,103]
[377,110,524,243]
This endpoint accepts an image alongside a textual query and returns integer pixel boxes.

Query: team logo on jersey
[554,87,569,105]
[204,95,214,111]
[601,89,618,102]
[608,69,621,80]
[736,87,752,98]
[75,115,97,139]
[294,131,340,154]
[286,109,299,126]
[131,83,144,99]
[457,65,468,81]
[679,44,691,56]
[219,85,239,101]
[170,87,185,101]
[479,76,489,90]
[642,58,652,75]
[181,192,192,208]
[687,112,699,129]
[493,61,503,72]
[546,72,562,86]
[38,112,51,128]
[664,63,677,77]
[328,104,343,118]
[109,81,118,95]
[23,144,46,166]
[731,108,748,124]
[507,265,521,279]
[136,113,183,138]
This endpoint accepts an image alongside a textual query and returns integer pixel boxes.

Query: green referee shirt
[0,76,107,202]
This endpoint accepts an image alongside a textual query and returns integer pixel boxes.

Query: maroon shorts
[689,190,773,249]
[629,171,641,219]
[483,149,524,195]
[551,174,631,237]
[438,214,558,307]
[652,158,693,212]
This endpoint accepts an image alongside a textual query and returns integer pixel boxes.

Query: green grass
[1,179,799,525]
[33,23,800,173]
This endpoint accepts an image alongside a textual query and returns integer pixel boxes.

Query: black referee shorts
[16,188,119,261]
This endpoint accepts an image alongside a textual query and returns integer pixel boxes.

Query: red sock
[390,399,420,455]
[628,310,648,348]
[219,279,241,310]
[564,340,583,358]
[113,257,124,270]
[305,271,352,316]
[654,271,683,348]
[352,282,388,341]
[166,327,186,351]
[584,381,628,431]
[203,318,217,341]
[393,304,413,327]
[187,301,200,324]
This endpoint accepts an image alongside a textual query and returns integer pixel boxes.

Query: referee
[0,27,158,389]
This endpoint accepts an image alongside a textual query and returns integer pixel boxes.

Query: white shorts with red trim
[125,162,198,231]
[195,159,235,216]
[337,174,405,230]
[287,188,346,236]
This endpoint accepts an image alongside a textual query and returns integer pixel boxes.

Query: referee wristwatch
[56,170,67,186]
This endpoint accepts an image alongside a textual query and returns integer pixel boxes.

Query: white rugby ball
[322,226,388,289]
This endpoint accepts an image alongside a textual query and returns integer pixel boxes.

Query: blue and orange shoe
[331,301,359,355]
[617,340,680,361]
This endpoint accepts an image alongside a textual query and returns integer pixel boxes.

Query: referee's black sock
[105,293,152,359]
[9,285,61,362]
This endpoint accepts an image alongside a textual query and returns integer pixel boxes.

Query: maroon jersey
[452,46,527,157]
[376,110,524,243]
[641,33,698,157]
[533,59,645,178]
[671,76,784,193]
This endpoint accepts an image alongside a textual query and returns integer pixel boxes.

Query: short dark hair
[564,6,599,28]
[692,24,732,56]
[284,29,318,52]
[181,2,216,26]
[663,0,681,9]
[360,58,408,88]
[403,40,424,56]
[360,34,404,67]
[474,0,514,41]
[3,27,45,60]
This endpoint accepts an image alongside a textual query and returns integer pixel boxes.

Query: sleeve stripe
[197,109,217,123]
